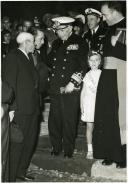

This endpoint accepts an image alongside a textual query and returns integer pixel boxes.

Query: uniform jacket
[47,33,88,95]
[103,18,126,60]
[83,26,106,53]
[93,69,122,162]
[2,48,40,115]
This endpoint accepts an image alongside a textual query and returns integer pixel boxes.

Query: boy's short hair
[88,50,102,58]
[88,50,103,68]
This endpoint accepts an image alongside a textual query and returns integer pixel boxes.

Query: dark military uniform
[83,26,106,54]
[47,33,88,156]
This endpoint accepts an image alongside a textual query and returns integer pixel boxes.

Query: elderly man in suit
[2,32,40,181]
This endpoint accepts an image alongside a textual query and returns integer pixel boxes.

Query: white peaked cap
[16,32,33,44]
[52,16,75,25]
[85,8,102,17]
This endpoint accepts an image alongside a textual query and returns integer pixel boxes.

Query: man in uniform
[47,16,88,158]
[2,32,40,181]
[83,8,107,54]
[101,1,126,168]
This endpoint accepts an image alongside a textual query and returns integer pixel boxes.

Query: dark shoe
[102,159,113,166]
[51,150,60,156]
[64,154,73,158]
[116,161,126,169]
[17,174,35,181]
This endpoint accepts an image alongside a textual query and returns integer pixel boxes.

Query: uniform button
[62,66,65,70]
[53,58,56,61]
[98,44,100,46]
[66,51,69,54]
[64,58,67,62]
[53,66,55,69]
[61,75,64,78]
[52,74,54,77]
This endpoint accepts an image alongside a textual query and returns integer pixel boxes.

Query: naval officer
[47,16,88,158]
[83,8,107,54]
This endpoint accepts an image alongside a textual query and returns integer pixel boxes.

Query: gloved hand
[64,82,75,93]
[9,110,15,122]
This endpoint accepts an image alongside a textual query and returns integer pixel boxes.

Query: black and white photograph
[1,0,127,182]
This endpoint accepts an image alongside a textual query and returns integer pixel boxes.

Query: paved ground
[16,100,126,182]
[21,121,126,182]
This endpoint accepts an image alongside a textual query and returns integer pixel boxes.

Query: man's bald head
[16,32,34,44]
[17,32,35,54]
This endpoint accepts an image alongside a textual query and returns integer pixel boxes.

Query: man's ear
[23,40,27,47]
[68,25,73,32]
[24,39,28,45]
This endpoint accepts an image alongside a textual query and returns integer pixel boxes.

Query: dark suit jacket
[29,49,49,93]
[1,81,14,182]
[2,48,40,115]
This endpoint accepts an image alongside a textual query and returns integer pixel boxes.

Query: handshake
[60,82,80,94]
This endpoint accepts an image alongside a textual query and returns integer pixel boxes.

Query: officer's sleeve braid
[70,72,83,87]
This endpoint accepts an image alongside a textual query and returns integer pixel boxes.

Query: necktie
[32,50,38,66]
[92,30,95,35]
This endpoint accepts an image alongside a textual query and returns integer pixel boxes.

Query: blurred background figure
[42,13,59,54]
[15,24,23,35]
[1,30,12,59]
[33,16,41,28]
[73,15,85,36]
[22,19,33,32]
[11,22,23,40]
[2,16,12,32]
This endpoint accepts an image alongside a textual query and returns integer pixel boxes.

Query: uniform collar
[62,31,72,43]
[91,25,99,35]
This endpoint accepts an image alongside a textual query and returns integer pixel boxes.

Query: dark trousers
[9,112,39,182]
[2,104,10,182]
[48,94,80,155]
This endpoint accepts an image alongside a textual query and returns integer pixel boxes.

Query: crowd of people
[1,1,126,182]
